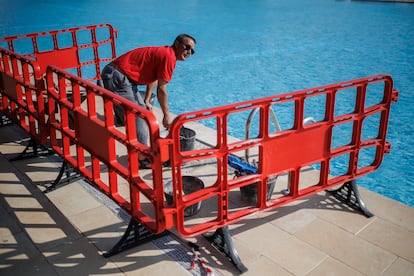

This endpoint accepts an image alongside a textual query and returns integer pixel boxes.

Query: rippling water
[1,0,413,206]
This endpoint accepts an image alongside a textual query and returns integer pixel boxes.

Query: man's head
[173,34,196,61]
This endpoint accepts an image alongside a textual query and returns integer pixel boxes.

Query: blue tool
[228,155,257,175]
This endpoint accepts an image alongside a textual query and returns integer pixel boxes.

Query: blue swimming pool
[1,0,413,207]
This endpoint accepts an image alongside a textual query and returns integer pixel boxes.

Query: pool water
[1,0,413,207]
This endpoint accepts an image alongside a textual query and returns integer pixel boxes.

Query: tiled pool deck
[1,113,413,275]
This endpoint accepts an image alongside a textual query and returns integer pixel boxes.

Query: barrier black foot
[328,180,374,218]
[43,161,82,193]
[104,218,168,258]
[10,138,53,161]
[203,226,248,273]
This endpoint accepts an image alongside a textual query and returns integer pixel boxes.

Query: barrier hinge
[391,89,399,102]
[384,142,391,154]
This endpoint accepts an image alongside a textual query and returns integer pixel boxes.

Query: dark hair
[174,34,196,45]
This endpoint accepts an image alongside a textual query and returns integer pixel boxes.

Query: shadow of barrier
[0,24,399,273]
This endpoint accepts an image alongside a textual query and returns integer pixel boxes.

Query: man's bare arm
[144,80,157,110]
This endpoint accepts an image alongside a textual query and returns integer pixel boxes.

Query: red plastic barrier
[168,74,398,237]
[1,23,118,146]
[0,48,47,143]
[0,23,117,82]
[45,65,168,234]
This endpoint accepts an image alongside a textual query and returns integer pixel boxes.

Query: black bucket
[180,127,196,151]
[164,176,204,217]
[240,176,277,204]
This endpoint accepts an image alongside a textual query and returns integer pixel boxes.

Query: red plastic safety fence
[0,23,118,82]
[45,65,169,234]
[1,23,118,145]
[168,74,398,237]
[0,47,47,143]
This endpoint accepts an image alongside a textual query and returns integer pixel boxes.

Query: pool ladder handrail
[245,107,280,162]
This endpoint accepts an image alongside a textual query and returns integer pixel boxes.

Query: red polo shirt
[114,46,176,85]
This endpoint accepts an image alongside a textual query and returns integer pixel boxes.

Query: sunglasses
[182,43,195,55]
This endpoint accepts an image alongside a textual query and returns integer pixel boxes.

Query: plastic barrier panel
[1,23,118,148]
[0,47,47,143]
[45,65,168,234]
[167,74,398,237]
[0,23,118,82]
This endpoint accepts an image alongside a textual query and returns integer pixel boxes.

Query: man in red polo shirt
[101,34,196,167]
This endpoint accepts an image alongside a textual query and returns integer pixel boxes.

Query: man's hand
[145,100,153,111]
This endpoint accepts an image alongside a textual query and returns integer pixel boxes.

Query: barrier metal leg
[203,226,248,273]
[43,161,82,193]
[328,180,374,218]
[103,218,168,258]
[10,138,53,161]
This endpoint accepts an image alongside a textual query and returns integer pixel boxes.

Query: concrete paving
[1,120,413,275]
